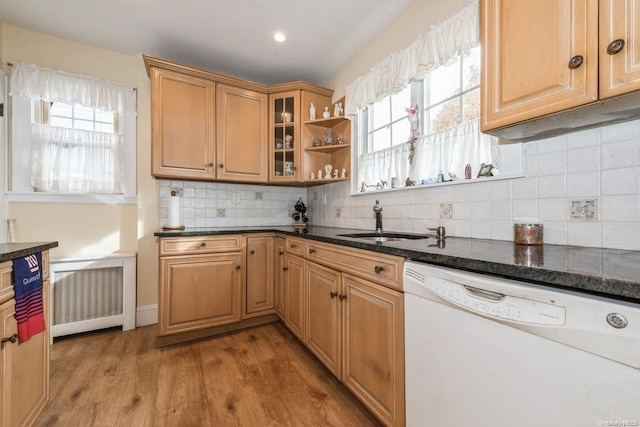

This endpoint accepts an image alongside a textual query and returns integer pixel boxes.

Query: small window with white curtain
[9,63,137,199]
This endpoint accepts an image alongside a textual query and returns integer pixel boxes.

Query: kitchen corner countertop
[155,226,640,304]
[0,241,59,263]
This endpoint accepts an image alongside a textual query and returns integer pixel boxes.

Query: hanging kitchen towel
[13,252,45,343]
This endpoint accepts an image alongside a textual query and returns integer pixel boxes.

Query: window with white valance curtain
[9,63,137,196]
[346,0,509,192]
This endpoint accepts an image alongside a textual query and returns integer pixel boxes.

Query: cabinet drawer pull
[200,242,206,247]
[374,265,385,274]
[308,248,316,254]
[330,291,338,298]
[568,55,584,69]
[1,334,17,344]
[339,294,347,301]
[290,244,297,249]
[283,267,289,271]
[607,39,625,55]
[279,251,284,255]
[250,250,255,255]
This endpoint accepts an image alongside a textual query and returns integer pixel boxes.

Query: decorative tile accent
[440,203,453,219]
[568,198,599,221]
[217,208,226,218]
[336,208,341,218]
[255,192,263,200]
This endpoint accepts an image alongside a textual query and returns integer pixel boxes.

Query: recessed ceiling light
[273,32,287,42]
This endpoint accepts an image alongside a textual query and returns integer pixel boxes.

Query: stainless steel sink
[337,232,429,242]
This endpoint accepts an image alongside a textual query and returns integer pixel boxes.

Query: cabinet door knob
[290,244,296,249]
[1,334,17,344]
[219,164,224,168]
[339,294,347,301]
[200,242,206,247]
[607,39,625,55]
[283,267,289,271]
[236,265,241,270]
[308,248,316,254]
[374,265,385,274]
[250,250,255,255]
[206,162,214,167]
[279,251,284,255]
[568,55,584,69]
[330,291,338,298]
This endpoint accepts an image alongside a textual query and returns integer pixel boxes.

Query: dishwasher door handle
[463,285,505,302]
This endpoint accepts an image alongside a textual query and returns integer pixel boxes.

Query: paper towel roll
[168,196,181,227]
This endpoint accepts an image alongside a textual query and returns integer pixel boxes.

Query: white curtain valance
[9,63,136,114]
[345,0,479,115]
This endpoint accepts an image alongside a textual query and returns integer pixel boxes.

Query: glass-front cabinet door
[270,91,300,182]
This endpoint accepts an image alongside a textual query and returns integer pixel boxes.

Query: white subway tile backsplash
[567,222,601,247]
[512,199,537,219]
[566,171,600,198]
[601,119,640,144]
[601,139,640,170]
[491,180,511,200]
[538,198,566,221]
[471,220,491,239]
[537,151,566,176]
[511,177,537,200]
[602,167,640,196]
[537,135,566,153]
[601,195,640,222]
[537,175,566,198]
[490,200,512,220]
[471,201,491,220]
[567,145,600,173]
[543,221,568,245]
[566,127,600,149]
[603,221,640,250]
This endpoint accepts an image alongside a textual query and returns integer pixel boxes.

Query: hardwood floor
[35,322,382,426]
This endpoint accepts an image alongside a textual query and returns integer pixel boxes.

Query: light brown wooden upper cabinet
[150,67,216,180]
[481,0,640,137]
[599,0,640,99]
[217,84,268,182]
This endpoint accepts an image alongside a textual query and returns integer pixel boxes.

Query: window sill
[5,192,138,205]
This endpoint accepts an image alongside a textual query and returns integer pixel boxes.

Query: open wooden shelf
[304,116,348,128]
[304,144,350,153]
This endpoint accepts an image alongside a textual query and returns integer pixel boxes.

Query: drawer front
[285,237,305,257]
[160,235,242,255]
[0,261,13,305]
[305,241,403,291]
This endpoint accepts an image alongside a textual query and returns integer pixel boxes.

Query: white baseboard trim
[136,304,158,327]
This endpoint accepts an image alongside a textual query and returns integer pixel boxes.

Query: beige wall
[1,24,159,308]
[323,0,469,101]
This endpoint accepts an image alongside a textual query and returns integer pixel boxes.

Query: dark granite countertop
[155,226,640,303]
[0,241,59,263]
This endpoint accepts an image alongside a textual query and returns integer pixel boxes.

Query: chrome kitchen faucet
[373,200,383,234]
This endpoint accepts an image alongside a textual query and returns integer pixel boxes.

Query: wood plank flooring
[35,322,382,426]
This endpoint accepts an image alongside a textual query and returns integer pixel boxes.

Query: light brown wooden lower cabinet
[284,254,305,341]
[297,256,405,427]
[0,261,50,427]
[245,236,275,317]
[274,237,286,319]
[159,253,243,336]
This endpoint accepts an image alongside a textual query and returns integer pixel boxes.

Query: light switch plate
[232,192,241,204]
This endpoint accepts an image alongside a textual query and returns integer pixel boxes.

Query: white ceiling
[0,0,413,85]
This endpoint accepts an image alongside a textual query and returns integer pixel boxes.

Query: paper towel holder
[163,189,185,230]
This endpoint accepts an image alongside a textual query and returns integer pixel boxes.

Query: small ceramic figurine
[334,102,341,117]
[310,172,315,180]
[324,164,333,178]
[333,169,339,179]
[312,138,322,147]
[338,102,343,115]
[310,103,316,120]
[318,169,323,180]
[324,128,334,145]
[341,168,347,178]
[322,107,330,118]
[336,133,344,144]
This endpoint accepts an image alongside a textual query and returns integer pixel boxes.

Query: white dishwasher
[403,262,640,427]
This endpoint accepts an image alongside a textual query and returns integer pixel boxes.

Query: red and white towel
[13,253,45,343]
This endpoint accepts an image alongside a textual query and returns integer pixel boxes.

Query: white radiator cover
[50,253,136,342]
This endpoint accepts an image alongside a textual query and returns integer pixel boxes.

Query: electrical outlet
[232,192,241,204]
